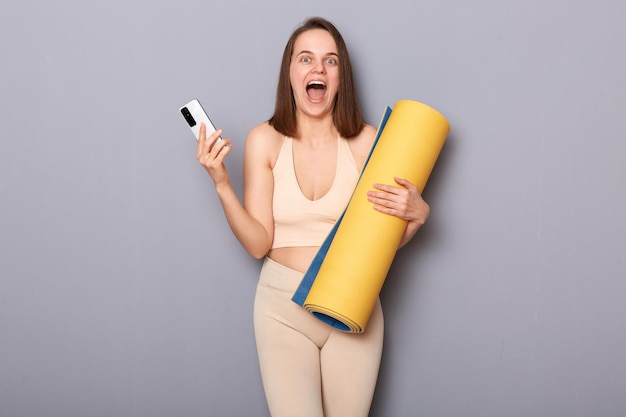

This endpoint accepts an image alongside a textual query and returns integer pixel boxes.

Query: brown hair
[268,17,365,138]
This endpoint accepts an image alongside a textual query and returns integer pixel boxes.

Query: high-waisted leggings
[254,257,384,417]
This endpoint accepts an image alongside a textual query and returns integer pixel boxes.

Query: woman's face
[289,29,340,120]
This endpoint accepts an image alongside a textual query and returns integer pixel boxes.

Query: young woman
[196,17,430,417]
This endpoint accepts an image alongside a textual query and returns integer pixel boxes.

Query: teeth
[307,81,326,87]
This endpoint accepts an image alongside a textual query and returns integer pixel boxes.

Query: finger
[393,178,421,196]
[210,137,230,156]
[371,183,411,201]
[370,198,402,216]
[207,129,224,152]
[372,204,390,214]
[209,135,228,157]
[372,182,402,194]
[367,191,401,208]
[213,139,233,162]
[207,129,223,143]
[393,177,414,188]
[197,123,208,159]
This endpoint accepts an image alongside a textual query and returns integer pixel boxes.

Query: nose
[312,59,326,74]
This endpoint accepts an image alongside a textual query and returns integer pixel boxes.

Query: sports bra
[271,136,360,249]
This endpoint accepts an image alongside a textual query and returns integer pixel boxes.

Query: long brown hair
[268,17,365,138]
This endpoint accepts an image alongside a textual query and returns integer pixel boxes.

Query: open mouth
[306,81,326,101]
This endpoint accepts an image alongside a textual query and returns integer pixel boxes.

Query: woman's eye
[301,56,311,63]
[326,58,337,65]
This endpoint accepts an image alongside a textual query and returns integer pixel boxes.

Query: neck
[295,111,337,143]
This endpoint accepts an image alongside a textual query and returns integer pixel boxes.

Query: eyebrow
[296,50,339,58]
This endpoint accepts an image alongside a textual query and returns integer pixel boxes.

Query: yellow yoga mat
[292,100,450,333]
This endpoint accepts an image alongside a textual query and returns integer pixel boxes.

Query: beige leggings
[254,257,384,417]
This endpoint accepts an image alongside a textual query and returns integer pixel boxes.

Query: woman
[196,17,430,417]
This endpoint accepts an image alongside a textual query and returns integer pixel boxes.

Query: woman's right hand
[196,122,232,186]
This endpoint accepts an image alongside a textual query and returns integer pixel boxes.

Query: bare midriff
[268,246,320,273]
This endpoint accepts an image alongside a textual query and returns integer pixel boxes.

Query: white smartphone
[179,99,222,143]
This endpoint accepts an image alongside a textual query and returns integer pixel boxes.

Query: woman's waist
[267,246,319,273]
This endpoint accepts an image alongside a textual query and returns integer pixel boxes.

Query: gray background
[1,0,625,416]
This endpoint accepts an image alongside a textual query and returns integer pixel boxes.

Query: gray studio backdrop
[1,0,625,416]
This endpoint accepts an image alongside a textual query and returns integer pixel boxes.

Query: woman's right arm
[197,123,275,259]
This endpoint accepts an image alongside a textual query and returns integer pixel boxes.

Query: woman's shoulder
[347,124,377,169]
[246,121,284,143]
[244,121,285,166]
[358,123,377,142]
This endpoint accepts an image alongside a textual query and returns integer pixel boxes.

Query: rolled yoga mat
[292,100,450,333]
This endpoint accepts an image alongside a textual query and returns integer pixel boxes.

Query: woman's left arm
[367,177,430,248]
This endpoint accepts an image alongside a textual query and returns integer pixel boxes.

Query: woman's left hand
[367,177,430,228]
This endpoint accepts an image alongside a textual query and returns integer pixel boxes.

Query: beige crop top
[271,136,360,249]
